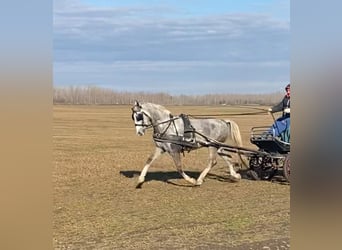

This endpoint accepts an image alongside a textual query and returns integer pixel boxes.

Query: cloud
[53,0,290,94]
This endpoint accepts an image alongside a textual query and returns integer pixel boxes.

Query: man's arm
[269,100,283,113]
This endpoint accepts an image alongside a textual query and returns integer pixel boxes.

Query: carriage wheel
[283,154,290,182]
[247,169,260,180]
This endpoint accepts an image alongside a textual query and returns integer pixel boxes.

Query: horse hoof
[227,174,241,182]
[195,179,203,186]
[232,176,241,182]
[190,178,198,186]
[136,182,143,189]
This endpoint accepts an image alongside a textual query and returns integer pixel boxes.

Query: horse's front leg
[171,151,197,185]
[136,147,164,188]
[196,147,218,186]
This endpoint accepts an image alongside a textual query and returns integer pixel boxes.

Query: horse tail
[225,120,249,169]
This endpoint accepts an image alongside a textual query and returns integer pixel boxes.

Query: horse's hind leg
[196,147,218,186]
[219,154,241,181]
[137,147,164,188]
[171,152,197,185]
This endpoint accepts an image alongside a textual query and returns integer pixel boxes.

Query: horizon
[53,84,284,96]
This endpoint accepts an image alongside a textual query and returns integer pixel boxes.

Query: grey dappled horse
[131,101,246,188]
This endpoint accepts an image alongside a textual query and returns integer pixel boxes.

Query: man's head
[285,83,290,96]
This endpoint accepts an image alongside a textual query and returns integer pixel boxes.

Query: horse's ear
[134,100,142,108]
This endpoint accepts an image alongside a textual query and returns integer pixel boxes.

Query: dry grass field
[53,105,290,249]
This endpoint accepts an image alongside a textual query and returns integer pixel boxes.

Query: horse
[131,101,247,188]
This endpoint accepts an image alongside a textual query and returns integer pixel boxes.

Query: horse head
[131,101,152,136]
[131,101,173,136]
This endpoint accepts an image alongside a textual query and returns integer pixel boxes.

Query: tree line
[53,86,283,106]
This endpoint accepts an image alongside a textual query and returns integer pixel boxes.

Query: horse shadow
[119,170,239,187]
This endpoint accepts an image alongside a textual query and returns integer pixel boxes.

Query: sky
[53,0,290,95]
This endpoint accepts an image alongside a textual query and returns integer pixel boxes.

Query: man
[268,83,290,142]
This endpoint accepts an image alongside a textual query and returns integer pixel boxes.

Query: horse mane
[141,102,172,118]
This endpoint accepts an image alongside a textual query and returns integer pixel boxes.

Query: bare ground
[53,105,290,249]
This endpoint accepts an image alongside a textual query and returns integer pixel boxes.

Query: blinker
[136,113,143,121]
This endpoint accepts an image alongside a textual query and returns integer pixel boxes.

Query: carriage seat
[250,126,290,154]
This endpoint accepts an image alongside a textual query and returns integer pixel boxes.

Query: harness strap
[180,114,195,141]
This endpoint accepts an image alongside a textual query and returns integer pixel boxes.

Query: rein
[139,110,266,130]
[186,105,268,118]
[188,110,267,119]
[133,105,267,145]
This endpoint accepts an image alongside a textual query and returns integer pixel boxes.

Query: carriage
[193,126,291,183]
[246,126,290,182]
[131,101,290,188]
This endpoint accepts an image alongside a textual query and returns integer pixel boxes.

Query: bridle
[131,105,180,136]
[131,107,153,128]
